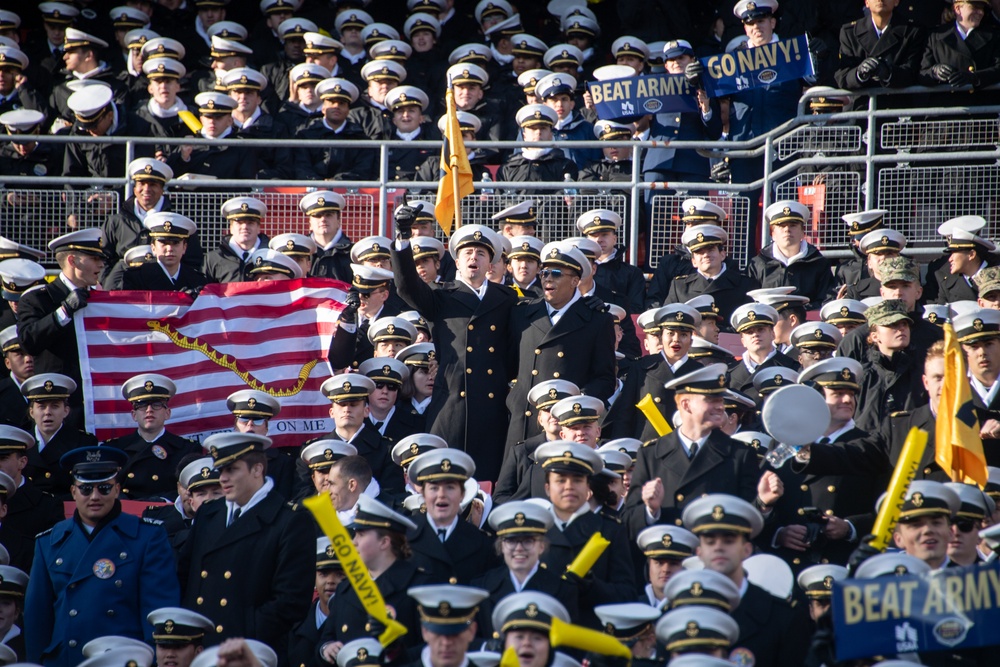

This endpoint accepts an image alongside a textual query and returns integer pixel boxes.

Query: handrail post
[761,134,775,248]
[864,93,878,209]
[124,140,135,199]
[629,144,641,268]
[378,143,389,236]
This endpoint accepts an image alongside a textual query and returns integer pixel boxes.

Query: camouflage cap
[974,265,1000,297]
[878,255,918,285]
[865,299,912,328]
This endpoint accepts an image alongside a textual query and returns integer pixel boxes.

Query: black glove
[364,616,386,637]
[341,290,361,321]
[846,534,882,576]
[583,295,607,312]
[180,286,202,299]
[394,205,417,240]
[61,288,89,314]
[710,157,731,183]
[931,63,957,83]
[684,61,704,88]
[948,68,977,87]
[807,35,828,62]
[562,569,594,586]
[873,58,892,83]
[856,57,880,83]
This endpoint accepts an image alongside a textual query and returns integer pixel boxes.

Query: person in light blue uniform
[25,446,180,667]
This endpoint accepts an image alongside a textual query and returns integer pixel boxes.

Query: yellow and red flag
[935,322,988,486]
[434,86,474,236]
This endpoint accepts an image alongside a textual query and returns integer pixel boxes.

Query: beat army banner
[832,559,1000,660]
[701,35,814,97]
[587,35,814,121]
[587,74,700,121]
[76,279,349,447]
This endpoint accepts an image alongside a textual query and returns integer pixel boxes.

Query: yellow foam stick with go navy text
[304,494,408,646]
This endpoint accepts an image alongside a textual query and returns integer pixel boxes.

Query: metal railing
[3,85,999,268]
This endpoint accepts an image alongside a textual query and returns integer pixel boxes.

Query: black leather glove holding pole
[340,290,361,322]
[394,205,417,240]
[61,289,89,316]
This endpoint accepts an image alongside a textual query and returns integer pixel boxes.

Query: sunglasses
[237,417,267,426]
[76,483,114,496]
[373,382,398,391]
[955,519,978,533]
[539,268,575,279]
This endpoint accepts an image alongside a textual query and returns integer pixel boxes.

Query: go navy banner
[75,279,348,447]
[701,35,814,96]
[587,35,814,121]
[587,74,699,121]
[831,558,1000,660]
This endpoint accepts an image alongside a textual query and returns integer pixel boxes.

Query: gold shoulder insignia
[889,411,910,418]
[675,274,690,280]
[642,438,657,448]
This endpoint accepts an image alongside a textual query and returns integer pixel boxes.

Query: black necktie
[817,437,831,445]
[689,442,699,459]
[242,251,249,262]
[437,529,447,542]
[230,507,241,526]
[372,421,384,431]
[550,310,559,323]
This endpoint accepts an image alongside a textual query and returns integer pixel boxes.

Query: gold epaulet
[890,411,910,418]
[642,438,658,448]
[674,274,690,280]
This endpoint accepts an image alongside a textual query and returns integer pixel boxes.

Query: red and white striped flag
[76,279,348,448]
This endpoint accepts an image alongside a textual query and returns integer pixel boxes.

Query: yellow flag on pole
[434,86,474,237]
[935,323,988,487]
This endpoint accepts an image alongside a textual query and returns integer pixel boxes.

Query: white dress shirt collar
[225,476,274,524]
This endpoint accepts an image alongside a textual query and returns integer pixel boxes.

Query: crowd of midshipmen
[2,180,1000,667]
[2,0,1000,667]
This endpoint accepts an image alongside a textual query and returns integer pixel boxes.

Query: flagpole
[448,76,462,230]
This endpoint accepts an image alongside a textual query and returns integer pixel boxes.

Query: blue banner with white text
[701,35,814,96]
[831,559,1000,660]
[587,74,699,122]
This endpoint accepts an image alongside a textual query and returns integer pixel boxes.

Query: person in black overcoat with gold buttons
[317,495,430,662]
[177,432,314,650]
[505,243,616,445]
[392,212,517,483]
[102,374,201,501]
[534,441,636,629]
[607,303,704,440]
[21,374,97,500]
[622,364,775,536]
[471,500,579,638]
[405,449,498,584]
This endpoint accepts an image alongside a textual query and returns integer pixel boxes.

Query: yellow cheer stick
[637,394,672,436]
[551,617,632,662]
[563,532,610,580]
[178,110,203,133]
[869,427,928,552]
[303,494,408,646]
